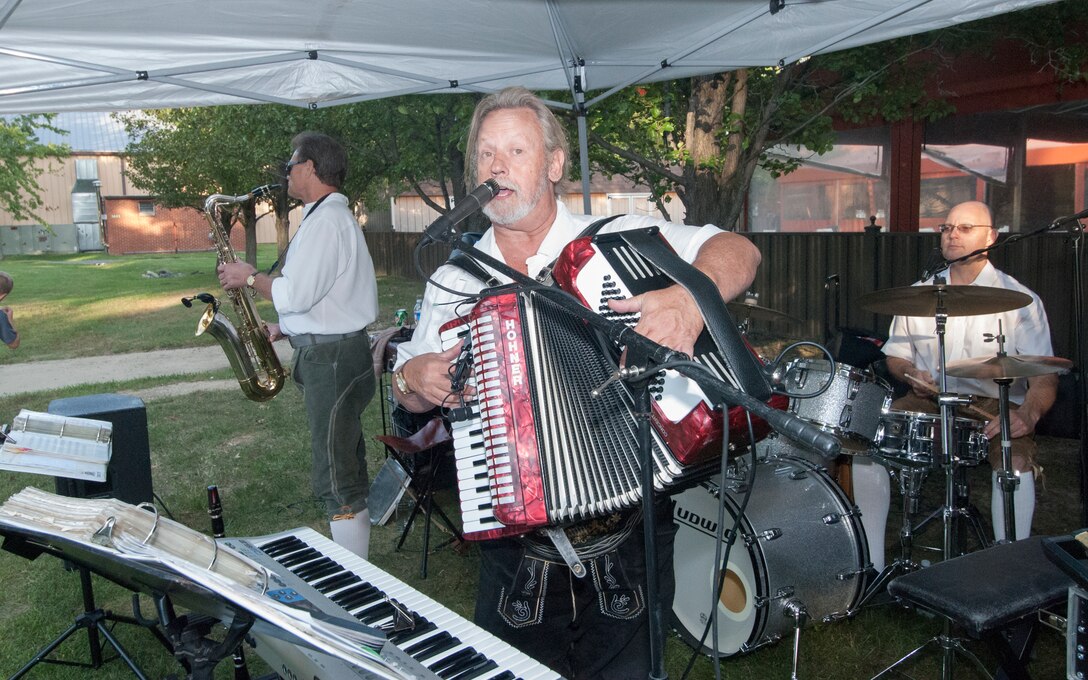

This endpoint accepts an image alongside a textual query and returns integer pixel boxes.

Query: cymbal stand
[985,323,1020,542]
[874,282,979,680]
[855,463,925,608]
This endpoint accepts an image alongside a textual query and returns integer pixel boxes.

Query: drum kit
[671,281,1073,669]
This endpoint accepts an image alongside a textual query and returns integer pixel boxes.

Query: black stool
[876,536,1071,679]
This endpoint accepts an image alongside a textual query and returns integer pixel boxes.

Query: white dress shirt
[270,193,379,336]
[395,202,723,367]
[883,261,1053,404]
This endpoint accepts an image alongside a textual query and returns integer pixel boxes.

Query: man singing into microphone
[852,200,1056,571]
[392,86,762,679]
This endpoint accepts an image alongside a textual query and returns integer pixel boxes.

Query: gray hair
[464,86,570,190]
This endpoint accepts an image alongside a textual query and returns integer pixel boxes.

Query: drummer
[853,201,1057,567]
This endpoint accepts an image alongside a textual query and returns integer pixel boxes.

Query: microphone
[761,407,841,459]
[1054,206,1088,226]
[249,184,280,199]
[920,247,947,282]
[420,180,500,245]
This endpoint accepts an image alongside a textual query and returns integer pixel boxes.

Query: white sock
[991,470,1034,542]
[330,509,371,559]
[851,457,891,573]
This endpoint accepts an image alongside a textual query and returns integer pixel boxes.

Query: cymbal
[857,284,1032,317]
[727,301,797,322]
[945,354,1073,380]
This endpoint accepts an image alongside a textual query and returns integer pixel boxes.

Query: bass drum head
[671,482,761,656]
[671,455,869,657]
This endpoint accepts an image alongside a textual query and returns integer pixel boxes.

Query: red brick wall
[103,198,246,255]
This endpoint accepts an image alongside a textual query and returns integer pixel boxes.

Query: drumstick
[903,373,997,421]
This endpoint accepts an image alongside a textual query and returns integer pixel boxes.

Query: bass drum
[671,455,869,657]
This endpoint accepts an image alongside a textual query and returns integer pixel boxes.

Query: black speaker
[48,393,154,506]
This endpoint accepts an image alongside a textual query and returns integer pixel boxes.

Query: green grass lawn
[0,247,424,364]
[0,250,1075,679]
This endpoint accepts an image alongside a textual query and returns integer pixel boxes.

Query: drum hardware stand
[985,324,1020,543]
[910,460,990,555]
[783,599,808,680]
[853,464,926,609]
[872,280,985,680]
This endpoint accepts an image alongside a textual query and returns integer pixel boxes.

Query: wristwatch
[394,369,413,395]
[245,273,257,288]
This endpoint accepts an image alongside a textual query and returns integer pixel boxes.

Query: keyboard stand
[9,563,154,680]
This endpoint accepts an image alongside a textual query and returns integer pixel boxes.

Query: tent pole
[575,78,592,214]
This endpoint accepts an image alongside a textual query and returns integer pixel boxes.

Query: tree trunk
[242,202,258,266]
[275,189,290,262]
[683,72,735,228]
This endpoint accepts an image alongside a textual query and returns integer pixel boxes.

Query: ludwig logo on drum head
[675,504,719,536]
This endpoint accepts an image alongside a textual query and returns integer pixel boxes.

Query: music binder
[0,409,112,481]
[0,487,421,680]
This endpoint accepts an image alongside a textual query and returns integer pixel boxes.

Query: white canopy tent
[0,0,1059,203]
[0,0,1058,112]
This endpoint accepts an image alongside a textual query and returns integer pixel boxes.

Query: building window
[923,108,1088,231]
[748,130,890,232]
[607,193,655,217]
[75,158,99,181]
[138,201,155,216]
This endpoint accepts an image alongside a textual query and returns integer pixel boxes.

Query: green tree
[118,97,482,262]
[119,106,304,265]
[578,0,1088,229]
[0,115,69,234]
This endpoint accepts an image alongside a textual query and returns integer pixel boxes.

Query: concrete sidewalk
[0,344,295,398]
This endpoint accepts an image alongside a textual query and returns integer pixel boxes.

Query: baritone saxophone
[182,184,286,402]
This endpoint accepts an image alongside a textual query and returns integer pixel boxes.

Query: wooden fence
[366,230,1084,364]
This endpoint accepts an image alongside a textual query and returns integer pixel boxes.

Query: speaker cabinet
[49,393,154,506]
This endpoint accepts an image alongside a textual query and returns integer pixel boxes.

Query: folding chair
[375,414,463,579]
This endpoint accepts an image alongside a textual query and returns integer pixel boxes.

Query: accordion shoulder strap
[535,214,626,285]
[445,231,501,287]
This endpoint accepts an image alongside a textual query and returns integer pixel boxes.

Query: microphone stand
[417,231,839,679]
[930,213,1087,523]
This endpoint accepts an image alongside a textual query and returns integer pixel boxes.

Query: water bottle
[413,298,423,326]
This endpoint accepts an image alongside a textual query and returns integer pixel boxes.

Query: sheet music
[0,487,412,680]
[0,410,112,480]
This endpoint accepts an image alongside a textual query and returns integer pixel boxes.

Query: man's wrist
[394,363,414,396]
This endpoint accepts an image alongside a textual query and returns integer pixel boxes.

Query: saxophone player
[218,131,379,559]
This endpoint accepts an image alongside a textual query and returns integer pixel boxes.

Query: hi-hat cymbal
[727,301,797,322]
[945,354,1073,380]
[857,284,1032,317]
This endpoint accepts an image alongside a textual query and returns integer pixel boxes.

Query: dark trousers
[292,334,376,517]
[474,503,677,680]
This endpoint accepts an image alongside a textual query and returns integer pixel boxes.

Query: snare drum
[873,410,989,469]
[783,359,891,451]
[671,455,868,657]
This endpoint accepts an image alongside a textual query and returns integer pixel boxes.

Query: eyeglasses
[937,223,992,235]
[284,159,304,174]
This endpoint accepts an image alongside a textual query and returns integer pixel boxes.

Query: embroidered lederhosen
[495,511,647,628]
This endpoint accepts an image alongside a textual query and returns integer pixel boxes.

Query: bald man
[853,201,1056,569]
